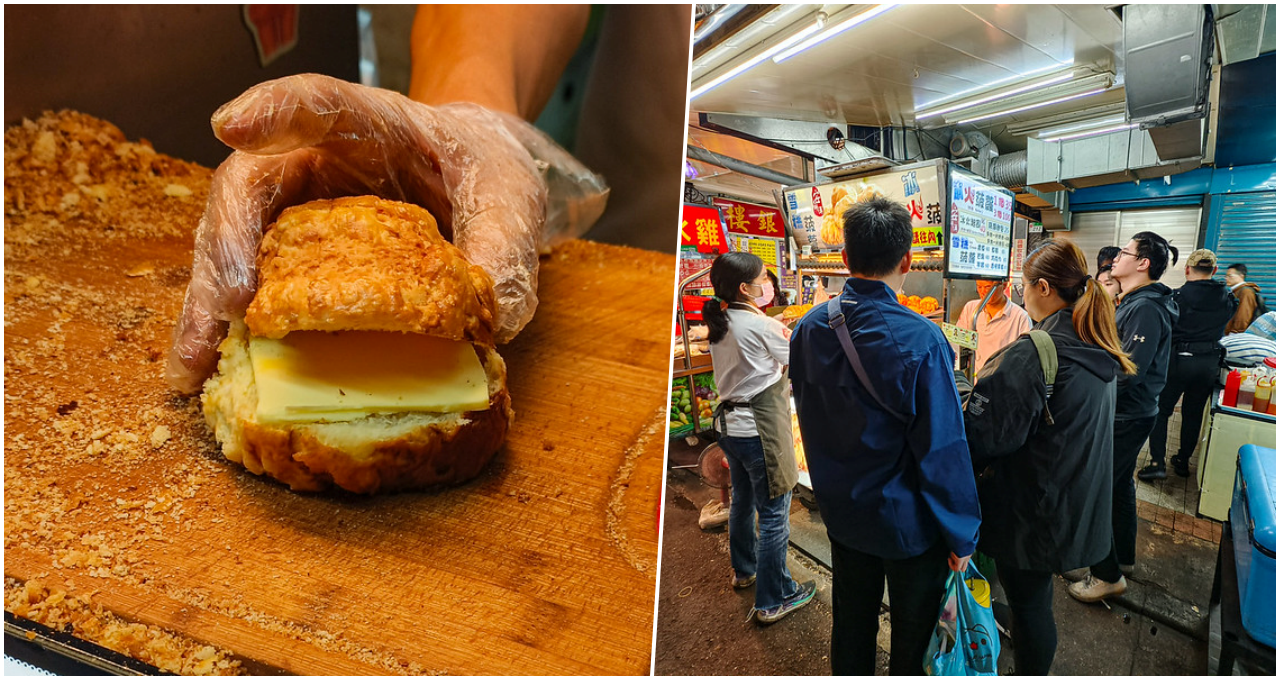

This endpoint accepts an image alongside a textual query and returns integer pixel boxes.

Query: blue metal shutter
[1207,191,1277,308]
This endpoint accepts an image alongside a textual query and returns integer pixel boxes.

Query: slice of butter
[248,331,490,424]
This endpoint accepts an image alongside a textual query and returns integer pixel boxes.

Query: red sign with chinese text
[680,204,729,254]
[712,198,785,239]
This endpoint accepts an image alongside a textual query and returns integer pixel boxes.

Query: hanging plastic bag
[924,563,1000,676]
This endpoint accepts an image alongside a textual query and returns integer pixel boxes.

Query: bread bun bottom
[202,321,513,494]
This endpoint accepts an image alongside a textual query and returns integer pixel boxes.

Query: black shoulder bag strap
[826,296,908,423]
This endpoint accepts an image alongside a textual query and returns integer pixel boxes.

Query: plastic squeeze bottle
[1254,376,1274,413]
[1237,372,1257,410]
[1224,370,1241,407]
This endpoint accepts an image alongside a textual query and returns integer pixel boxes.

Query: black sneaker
[1171,459,1191,478]
[754,580,817,624]
[1136,464,1167,481]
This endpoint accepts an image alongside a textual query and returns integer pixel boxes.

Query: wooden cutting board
[4,112,671,675]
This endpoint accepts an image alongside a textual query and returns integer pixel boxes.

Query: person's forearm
[409,5,590,120]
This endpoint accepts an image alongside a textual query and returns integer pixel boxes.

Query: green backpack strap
[1027,330,1058,425]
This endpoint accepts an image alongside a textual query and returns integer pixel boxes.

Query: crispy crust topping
[245,196,497,345]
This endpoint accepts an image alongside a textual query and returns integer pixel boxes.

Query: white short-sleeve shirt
[959,299,1033,374]
[707,307,791,437]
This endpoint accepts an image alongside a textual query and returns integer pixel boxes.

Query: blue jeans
[719,434,801,611]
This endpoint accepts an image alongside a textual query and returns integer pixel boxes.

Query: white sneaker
[1068,574,1127,603]
[1062,567,1089,582]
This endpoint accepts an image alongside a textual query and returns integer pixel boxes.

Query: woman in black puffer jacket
[962,239,1137,675]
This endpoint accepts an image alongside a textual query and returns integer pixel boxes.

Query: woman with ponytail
[960,239,1136,675]
[702,251,816,625]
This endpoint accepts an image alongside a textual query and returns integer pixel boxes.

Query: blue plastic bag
[923,563,1000,676]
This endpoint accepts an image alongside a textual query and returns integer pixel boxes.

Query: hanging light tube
[914,61,1074,114]
[1040,122,1138,142]
[689,15,824,99]
[915,70,1078,119]
[954,87,1110,125]
[1035,115,1128,139]
[771,4,899,64]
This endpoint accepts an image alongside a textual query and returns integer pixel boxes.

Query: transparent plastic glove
[166,74,609,394]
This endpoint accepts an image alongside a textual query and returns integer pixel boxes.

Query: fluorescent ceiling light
[916,69,1078,119]
[1041,123,1137,142]
[1005,101,1128,136]
[690,14,824,99]
[915,62,1073,113]
[935,73,1114,125]
[690,4,811,81]
[955,87,1110,125]
[772,4,898,64]
[1035,115,1128,138]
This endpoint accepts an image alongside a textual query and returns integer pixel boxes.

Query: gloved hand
[166,74,609,394]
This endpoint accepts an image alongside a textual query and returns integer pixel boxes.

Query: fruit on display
[669,374,723,433]
[669,378,694,432]
[692,373,721,428]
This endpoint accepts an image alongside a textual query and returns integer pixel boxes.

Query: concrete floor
[657,438,1221,675]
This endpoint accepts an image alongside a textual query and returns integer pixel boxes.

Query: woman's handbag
[924,563,1001,676]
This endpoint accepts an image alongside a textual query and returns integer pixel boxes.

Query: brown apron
[749,369,799,499]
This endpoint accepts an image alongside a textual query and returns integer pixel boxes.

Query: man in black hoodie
[1069,231,1179,603]
[1137,249,1238,481]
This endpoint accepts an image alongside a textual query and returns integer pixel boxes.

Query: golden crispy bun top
[245,196,496,345]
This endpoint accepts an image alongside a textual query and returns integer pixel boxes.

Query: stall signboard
[712,198,786,239]
[678,255,714,295]
[680,203,730,255]
[944,167,1015,280]
[1011,237,1028,276]
[730,234,783,275]
[940,322,979,351]
[781,161,944,252]
[780,271,800,300]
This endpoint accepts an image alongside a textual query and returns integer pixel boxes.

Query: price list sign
[945,169,1014,280]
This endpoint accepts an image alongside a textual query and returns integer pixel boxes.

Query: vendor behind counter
[5,5,690,254]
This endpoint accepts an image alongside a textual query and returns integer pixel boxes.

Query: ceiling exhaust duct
[1123,4,1215,160]
[988,151,1028,188]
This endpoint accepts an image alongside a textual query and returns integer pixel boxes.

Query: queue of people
[698,196,1262,675]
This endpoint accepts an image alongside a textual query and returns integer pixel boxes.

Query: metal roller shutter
[1057,212,1121,273]
[1057,207,1203,288]
[1119,208,1203,289]
[1209,191,1276,309]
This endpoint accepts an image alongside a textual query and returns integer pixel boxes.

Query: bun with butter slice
[201,196,513,494]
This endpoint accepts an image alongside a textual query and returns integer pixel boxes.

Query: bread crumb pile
[4,112,437,675]
[5,578,242,675]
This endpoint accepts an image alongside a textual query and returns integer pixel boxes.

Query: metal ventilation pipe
[686,146,807,187]
[989,150,1028,187]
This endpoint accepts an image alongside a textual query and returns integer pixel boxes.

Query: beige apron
[749,369,799,499]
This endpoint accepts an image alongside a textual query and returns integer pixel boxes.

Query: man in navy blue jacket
[791,197,982,676]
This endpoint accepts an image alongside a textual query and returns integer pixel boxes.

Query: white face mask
[753,280,775,308]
